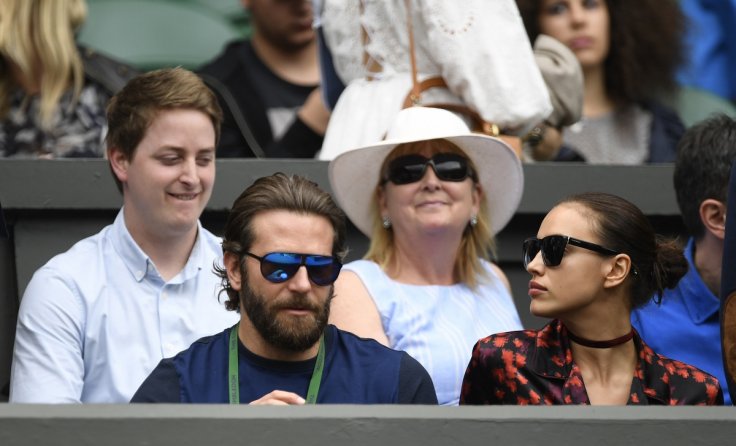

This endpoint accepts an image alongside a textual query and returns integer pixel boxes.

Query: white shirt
[10,210,238,403]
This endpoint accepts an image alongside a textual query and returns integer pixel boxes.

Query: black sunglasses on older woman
[383,153,476,185]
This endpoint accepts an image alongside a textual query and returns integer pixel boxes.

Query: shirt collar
[110,208,208,284]
[527,320,673,405]
[679,238,719,324]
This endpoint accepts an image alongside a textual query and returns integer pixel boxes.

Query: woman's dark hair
[559,192,688,308]
[515,0,684,105]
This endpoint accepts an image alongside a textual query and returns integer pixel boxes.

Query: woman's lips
[569,36,593,50]
[528,280,547,297]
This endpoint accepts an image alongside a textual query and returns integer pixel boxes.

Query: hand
[527,125,563,161]
[297,88,331,135]
[248,390,306,406]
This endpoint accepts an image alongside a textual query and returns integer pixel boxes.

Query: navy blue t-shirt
[131,324,437,404]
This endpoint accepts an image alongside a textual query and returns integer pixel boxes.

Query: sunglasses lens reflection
[259,253,341,285]
[542,236,567,267]
[523,239,540,268]
[523,236,569,268]
[433,154,467,181]
[261,253,300,283]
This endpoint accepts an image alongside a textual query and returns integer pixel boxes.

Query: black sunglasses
[245,252,342,286]
[383,153,475,185]
[522,235,620,268]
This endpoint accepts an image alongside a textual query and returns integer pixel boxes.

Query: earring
[382,216,392,229]
[470,215,478,227]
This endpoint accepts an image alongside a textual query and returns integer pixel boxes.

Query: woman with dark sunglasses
[460,192,723,405]
[327,106,525,405]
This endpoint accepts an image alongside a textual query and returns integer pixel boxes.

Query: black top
[198,40,323,158]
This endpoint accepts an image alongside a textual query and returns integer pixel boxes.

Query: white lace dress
[318,0,552,159]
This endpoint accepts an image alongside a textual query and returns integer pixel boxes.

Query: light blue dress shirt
[10,209,238,403]
[345,259,523,406]
[632,238,730,404]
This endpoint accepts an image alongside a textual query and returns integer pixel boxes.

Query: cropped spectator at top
[328,107,524,405]
[461,192,723,406]
[316,0,553,160]
[199,0,330,158]
[677,0,736,102]
[0,0,137,158]
[632,114,736,405]
[516,0,685,164]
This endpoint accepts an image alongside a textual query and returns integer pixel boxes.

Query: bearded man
[132,173,436,405]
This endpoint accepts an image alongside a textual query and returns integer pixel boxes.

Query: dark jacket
[460,319,723,405]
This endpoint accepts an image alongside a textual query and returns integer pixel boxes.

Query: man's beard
[240,278,333,352]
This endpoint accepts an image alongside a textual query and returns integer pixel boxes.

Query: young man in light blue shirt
[10,68,237,403]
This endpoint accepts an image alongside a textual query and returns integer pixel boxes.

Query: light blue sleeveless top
[344,259,523,405]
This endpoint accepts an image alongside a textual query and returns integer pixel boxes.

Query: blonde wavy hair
[0,0,87,129]
[364,139,495,289]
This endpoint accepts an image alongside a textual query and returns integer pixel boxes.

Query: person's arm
[296,88,331,135]
[329,270,389,346]
[10,269,86,403]
[398,353,438,404]
[130,359,181,403]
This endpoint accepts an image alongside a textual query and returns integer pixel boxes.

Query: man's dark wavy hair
[214,173,348,311]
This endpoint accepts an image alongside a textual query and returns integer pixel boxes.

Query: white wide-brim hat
[328,107,524,237]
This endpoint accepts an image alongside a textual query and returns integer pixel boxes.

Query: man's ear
[224,251,243,291]
[108,146,130,185]
[700,198,727,240]
[602,254,631,289]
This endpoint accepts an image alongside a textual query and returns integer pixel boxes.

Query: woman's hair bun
[652,237,688,292]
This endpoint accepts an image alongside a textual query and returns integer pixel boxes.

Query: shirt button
[161,291,168,300]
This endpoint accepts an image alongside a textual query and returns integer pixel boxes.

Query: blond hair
[0,0,86,129]
[364,139,494,289]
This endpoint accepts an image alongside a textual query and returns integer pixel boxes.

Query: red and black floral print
[460,320,722,405]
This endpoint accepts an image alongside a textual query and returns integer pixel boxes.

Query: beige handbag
[400,0,522,157]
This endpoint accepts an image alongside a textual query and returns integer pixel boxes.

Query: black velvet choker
[566,326,635,349]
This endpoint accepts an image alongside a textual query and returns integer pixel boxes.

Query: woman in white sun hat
[328,106,524,406]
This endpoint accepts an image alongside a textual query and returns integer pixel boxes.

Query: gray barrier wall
[0,160,684,401]
[0,405,734,446]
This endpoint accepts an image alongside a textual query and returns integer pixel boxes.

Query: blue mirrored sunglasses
[245,252,342,286]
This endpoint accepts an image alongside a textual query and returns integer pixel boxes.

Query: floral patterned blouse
[460,319,723,405]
